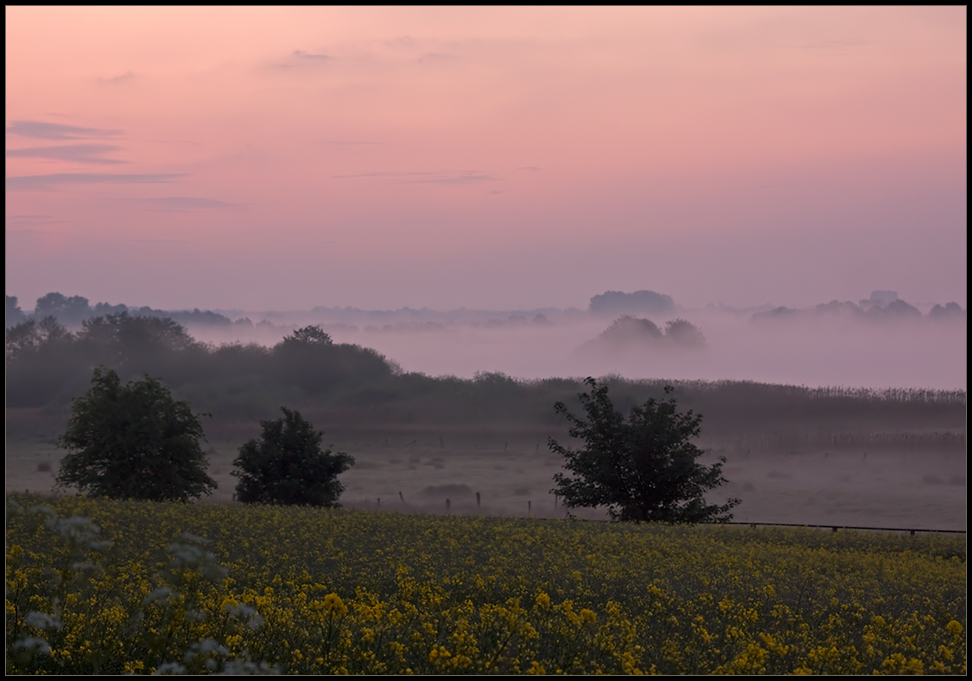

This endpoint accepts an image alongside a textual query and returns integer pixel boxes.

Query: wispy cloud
[6,173,186,191]
[6,229,53,236]
[417,52,460,64]
[9,214,55,221]
[325,140,381,147]
[6,120,123,141]
[333,170,497,185]
[6,214,68,225]
[6,144,127,165]
[97,71,138,84]
[293,49,330,61]
[124,196,245,212]
[384,35,416,49]
[267,49,333,70]
[782,38,868,56]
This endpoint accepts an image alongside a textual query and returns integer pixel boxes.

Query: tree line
[56,366,733,524]
[5,313,393,413]
[6,293,237,329]
[6,312,966,439]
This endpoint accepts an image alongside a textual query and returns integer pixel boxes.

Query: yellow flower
[429,645,451,662]
[580,609,596,623]
[322,593,347,617]
[946,620,963,636]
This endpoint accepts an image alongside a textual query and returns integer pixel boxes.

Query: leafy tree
[549,377,739,523]
[598,315,663,344]
[232,407,354,506]
[274,325,393,393]
[5,295,27,328]
[283,325,333,346]
[6,317,83,407]
[664,319,706,348]
[55,367,216,501]
[35,292,92,326]
[589,289,675,316]
[78,312,197,359]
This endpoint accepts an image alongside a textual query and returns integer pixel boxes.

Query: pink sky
[6,7,966,312]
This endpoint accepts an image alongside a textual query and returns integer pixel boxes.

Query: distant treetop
[589,290,675,316]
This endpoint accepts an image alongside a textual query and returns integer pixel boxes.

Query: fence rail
[722,521,966,535]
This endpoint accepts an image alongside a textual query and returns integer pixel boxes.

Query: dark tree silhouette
[589,289,675,316]
[275,325,392,393]
[232,407,354,506]
[5,295,27,328]
[56,367,216,501]
[35,292,92,326]
[664,319,706,348]
[550,377,739,523]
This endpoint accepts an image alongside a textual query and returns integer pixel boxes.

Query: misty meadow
[7,6,966,675]
[6,288,967,676]
[6,288,966,527]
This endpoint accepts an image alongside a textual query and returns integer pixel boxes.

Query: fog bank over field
[7,290,965,390]
[197,303,964,391]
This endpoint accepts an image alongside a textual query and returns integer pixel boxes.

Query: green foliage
[550,377,740,523]
[232,407,354,506]
[55,367,216,502]
[275,325,393,394]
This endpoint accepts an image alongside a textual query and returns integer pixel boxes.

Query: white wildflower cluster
[143,586,177,608]
[8,498,275,675]
[8,503,112,665]
[224,601,265,631]
[69,561,105,577]
[167,532,229,583]
[153,661,187,675]
[25,611,63,631]
[43,512,113,553]
[153,638,279,675]
[218,657,280,675]
[14,637,52,657]
[186,638,230,670]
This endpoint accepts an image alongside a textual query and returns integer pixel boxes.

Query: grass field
[6,493,966,674]
[7,427,966,531]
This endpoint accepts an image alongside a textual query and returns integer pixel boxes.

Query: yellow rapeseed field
[6,493,966,674]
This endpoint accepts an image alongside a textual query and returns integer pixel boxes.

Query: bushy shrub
[232,407,354,506]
